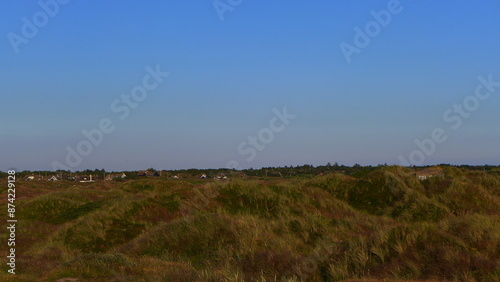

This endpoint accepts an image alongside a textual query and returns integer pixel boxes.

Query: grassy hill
[1,166,498,281]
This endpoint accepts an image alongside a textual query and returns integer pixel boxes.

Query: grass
[0,166,498,281]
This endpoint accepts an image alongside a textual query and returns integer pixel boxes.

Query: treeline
[247,163,500,178]
[1,163,499,180]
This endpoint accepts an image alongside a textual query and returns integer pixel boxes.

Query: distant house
[137,170,160,177]
[78,175,95,182]
[416,167,444,181]
[25,175,44,181]
[77,175,88,182]
[105,173,127,181]
[214,173,227,180]
[48,175,58,181]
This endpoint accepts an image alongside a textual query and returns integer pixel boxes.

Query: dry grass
[0,166,498,281]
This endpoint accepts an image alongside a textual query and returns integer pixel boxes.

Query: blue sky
[1,0,500,171]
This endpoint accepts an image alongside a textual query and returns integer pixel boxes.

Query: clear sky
[1,0,499,171]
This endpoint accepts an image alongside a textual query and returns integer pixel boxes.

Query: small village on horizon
[4,163,499,183]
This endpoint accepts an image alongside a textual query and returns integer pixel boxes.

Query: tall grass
[2,166,498,281]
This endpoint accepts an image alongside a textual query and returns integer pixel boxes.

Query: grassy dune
[0,166,498,281]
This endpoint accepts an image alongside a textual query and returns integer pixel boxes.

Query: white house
[105,173,127,181]
[48,176,58,181]
[416,167,444,181]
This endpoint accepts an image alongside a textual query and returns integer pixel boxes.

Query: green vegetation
[0,166,498,281]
